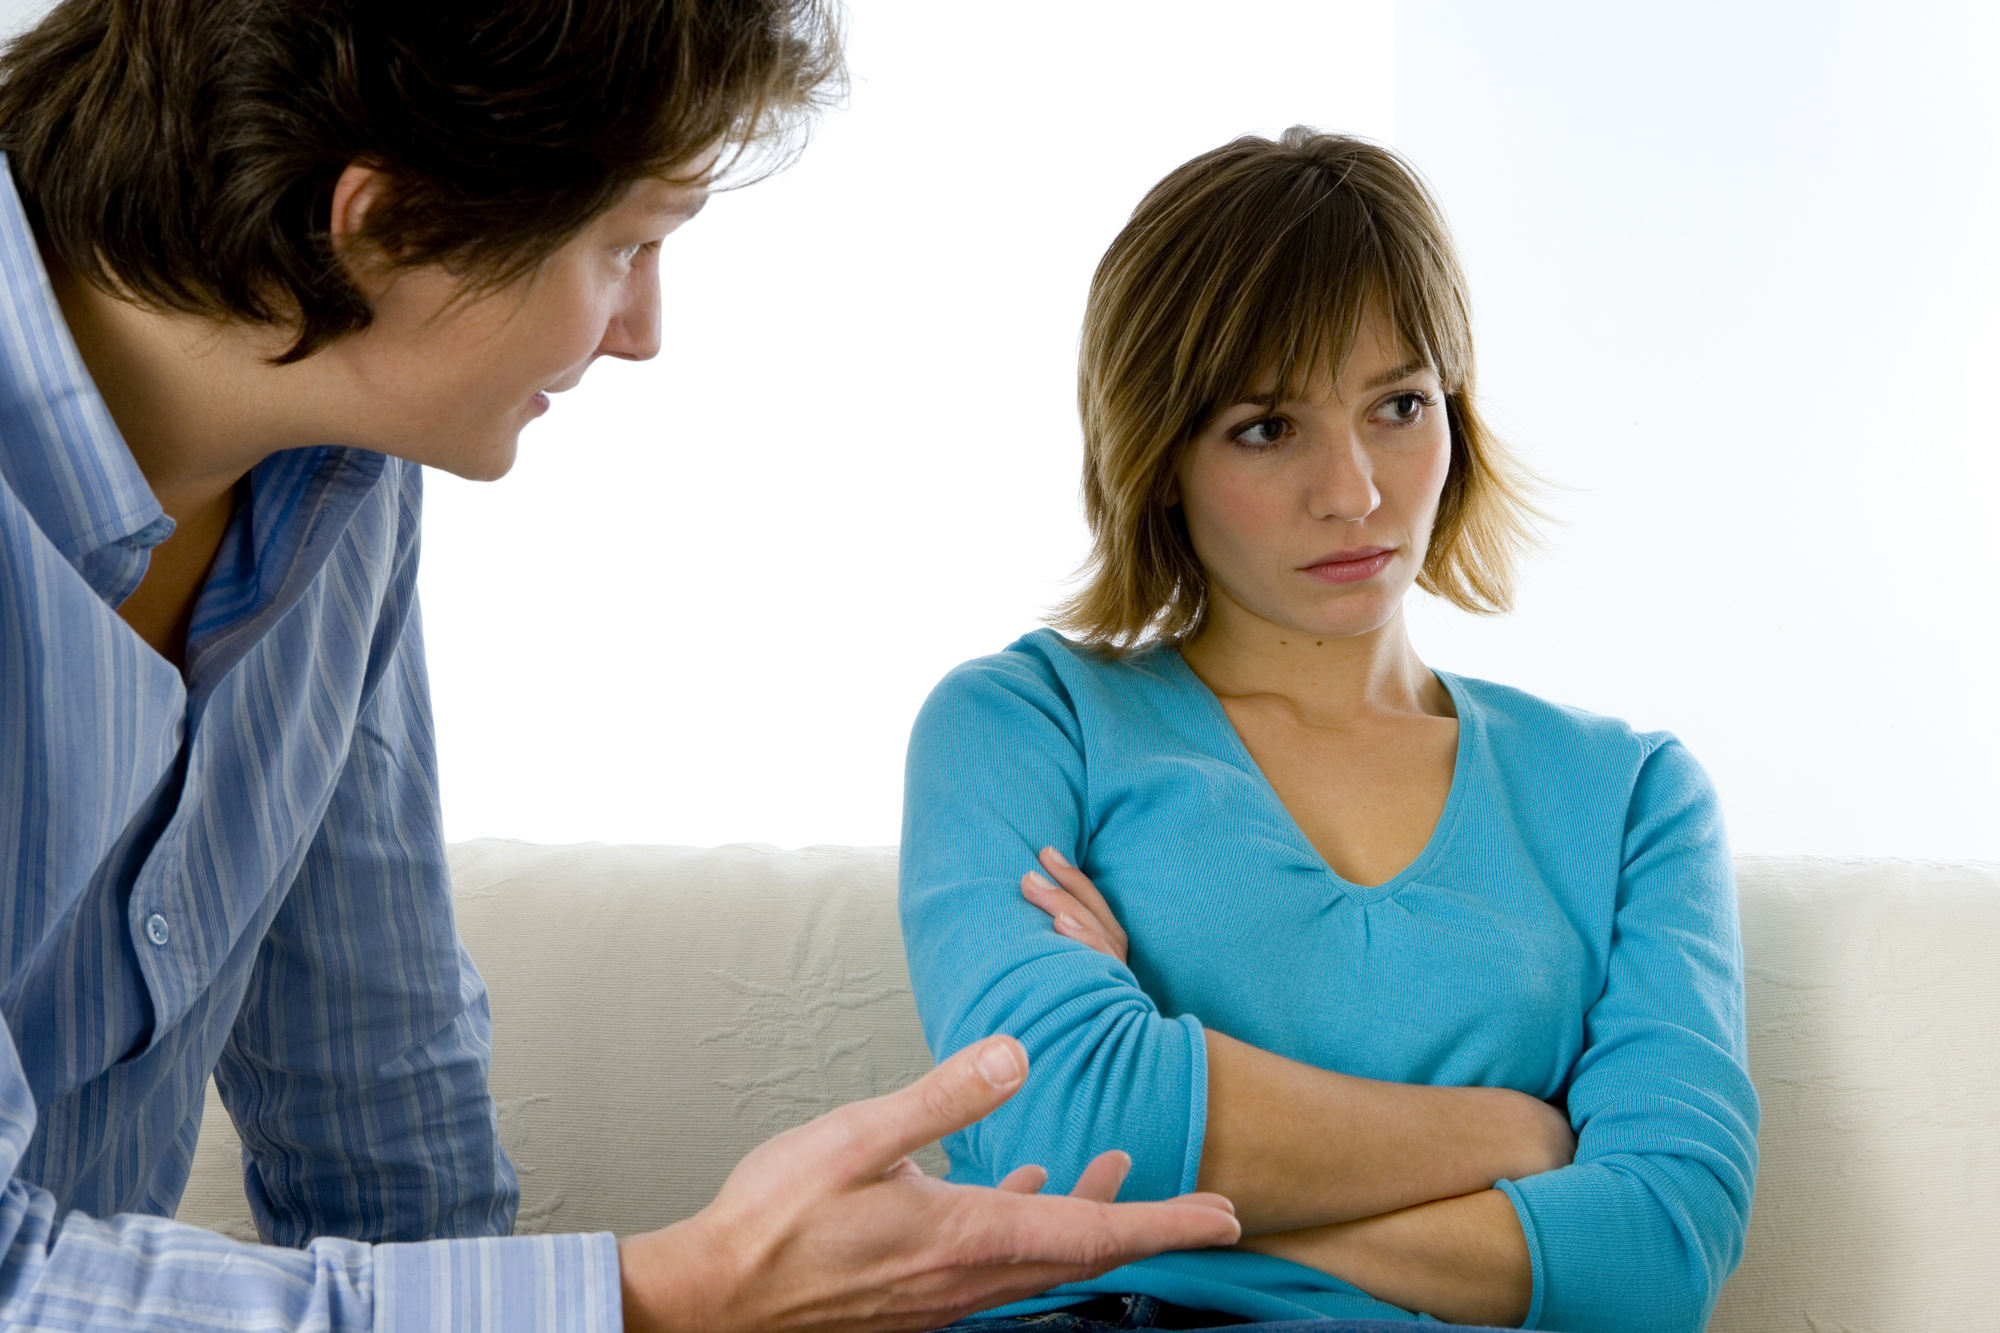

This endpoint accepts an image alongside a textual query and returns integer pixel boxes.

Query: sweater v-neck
[1160,647,1474,905]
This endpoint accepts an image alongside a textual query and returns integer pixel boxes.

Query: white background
[1395,1,1999,861]
[4,0,1994,859]
[416,0,1400,850]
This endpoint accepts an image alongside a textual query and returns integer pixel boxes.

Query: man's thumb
[838,1036,1028,1178]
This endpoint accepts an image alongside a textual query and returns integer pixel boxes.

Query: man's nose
[1307,432,1380,523]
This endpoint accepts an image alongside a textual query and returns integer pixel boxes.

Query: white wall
[8,0,1991,860]
[417,0,1396,847]
[1395,0,1999,860]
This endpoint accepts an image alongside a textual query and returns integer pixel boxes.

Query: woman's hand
[1022,847,1129,964]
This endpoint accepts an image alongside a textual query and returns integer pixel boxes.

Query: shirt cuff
[374,1231,621,1333]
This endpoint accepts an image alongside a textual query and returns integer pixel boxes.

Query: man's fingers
[996,1164,1049,1194]
[1068,1150,1130,1203]
[824,1036,1028,1179]
[977,1193,1244,1276]
[1164,1191,1236,1215]
[1090,1197,1243,1256]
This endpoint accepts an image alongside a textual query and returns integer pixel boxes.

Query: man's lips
[1301,546,1395,584]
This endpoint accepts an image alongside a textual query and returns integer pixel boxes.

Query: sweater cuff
[1495,1177,1545,1330]
[1176,1013,1209,1196]
[374,1231,621,1333]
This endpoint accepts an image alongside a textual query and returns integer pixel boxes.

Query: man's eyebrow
[655,191,709,221]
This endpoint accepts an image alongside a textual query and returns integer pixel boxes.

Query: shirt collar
[0,154,170,608]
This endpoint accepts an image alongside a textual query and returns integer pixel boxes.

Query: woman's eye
[1231,416,1289,449]
[1375,391,1434,425]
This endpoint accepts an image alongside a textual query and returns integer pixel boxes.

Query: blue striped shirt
[0,159,620,1330]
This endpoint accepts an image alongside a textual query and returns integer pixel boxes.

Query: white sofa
[175,842,2000,1331]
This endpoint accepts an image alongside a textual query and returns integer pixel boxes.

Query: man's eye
[1232,416,1288,448]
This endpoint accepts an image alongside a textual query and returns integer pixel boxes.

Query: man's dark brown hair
[0,0,843,360]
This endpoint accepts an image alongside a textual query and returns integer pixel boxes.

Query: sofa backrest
[174,842,2000,1331]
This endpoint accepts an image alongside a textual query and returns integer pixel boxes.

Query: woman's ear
[328,162,394,299]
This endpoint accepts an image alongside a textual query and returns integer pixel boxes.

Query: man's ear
[329,162,394,299]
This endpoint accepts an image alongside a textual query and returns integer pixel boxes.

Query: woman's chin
[1266,591,1407,642]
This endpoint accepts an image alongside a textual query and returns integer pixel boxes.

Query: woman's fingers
[1021,872,1123,961]
[1038,848,1130,951]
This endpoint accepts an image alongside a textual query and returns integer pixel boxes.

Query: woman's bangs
[1204,233,1400,417]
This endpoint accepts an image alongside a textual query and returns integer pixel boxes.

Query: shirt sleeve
[1497,738,1760,1333]
[1,1013,621,1331]
[212,466,515,1249]
[898,654,1209,1201]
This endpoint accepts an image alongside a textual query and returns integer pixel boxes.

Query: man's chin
[404,433,520,483]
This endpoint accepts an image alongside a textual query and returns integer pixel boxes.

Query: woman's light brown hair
[1053,127,1540,650]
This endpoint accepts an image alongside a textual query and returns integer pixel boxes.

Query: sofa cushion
[1710,855,2000,1332]
[177,839,940,1243]
[172,843,2000,1331]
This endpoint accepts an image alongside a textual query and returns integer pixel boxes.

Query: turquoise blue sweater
[898,630,1758,1332]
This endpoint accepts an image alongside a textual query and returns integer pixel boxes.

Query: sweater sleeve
[898,654,1208,1201]
[1498,738,1760,1333]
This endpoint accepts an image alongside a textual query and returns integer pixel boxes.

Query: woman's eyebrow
[1361,360,1434,390]
[1233,361,1437,409]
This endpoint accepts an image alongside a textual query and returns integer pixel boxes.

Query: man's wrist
[620,1218,729,1333]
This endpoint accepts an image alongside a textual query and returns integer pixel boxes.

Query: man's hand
[618,1035,1241,1333]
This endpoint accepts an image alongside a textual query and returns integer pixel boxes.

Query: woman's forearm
[1236,1188,1533,1327]
[1198,1030,1571,1234]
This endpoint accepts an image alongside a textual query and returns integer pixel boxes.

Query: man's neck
[42,249,316,525]
[41,251,317,664]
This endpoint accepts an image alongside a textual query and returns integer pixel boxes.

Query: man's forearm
[1196,1030,1570,1234]
[1235,1187,1533,1327]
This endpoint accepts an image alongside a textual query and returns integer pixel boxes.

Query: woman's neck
[1178,590,1452,730]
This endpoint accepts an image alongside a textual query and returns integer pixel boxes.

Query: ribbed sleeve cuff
[374,1231,620,1333]
[1176,1013,1209,1197]
[1495,1177,1546,1329]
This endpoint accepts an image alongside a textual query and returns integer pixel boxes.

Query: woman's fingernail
[977,1039,1024,1087]
[1025,871,1056,892]
[1044,847,1071,868]
[1057,913,1081,930]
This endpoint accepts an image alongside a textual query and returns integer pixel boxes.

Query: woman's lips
[528,391,550,416]
[1301,547,1395,584]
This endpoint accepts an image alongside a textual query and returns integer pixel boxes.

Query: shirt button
[144,914,171,946]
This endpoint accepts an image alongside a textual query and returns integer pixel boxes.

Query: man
[0,1,1241,1329]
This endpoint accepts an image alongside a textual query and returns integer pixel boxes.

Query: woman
[900,129,1758,1332]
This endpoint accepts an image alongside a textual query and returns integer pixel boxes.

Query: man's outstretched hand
[618,1035,1240,1333]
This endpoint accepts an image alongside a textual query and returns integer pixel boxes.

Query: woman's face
[1174,307,1453,643]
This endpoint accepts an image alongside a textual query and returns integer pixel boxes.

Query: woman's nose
[599,267,663,363]
[1307,433,1380,523]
